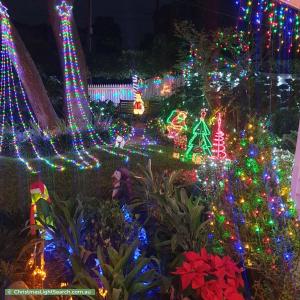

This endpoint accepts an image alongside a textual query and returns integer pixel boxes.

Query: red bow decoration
[172,248,244,300]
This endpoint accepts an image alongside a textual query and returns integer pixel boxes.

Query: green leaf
[107,246,120,267]
[112,288,122,300]
[124,257,150,286]
[114,240,138,273]
[171,234,177,253]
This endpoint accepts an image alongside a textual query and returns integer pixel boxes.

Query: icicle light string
[237,0,300,53]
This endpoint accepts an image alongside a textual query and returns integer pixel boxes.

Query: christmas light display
[56,0,103,169]
[27,245,47,288]
[196,158,231,195]
[174,134,187,150]
[166,110,188,139]
[211,113,227,159]
[236,0,300,53]
[181,47,208,111]
[108,119,132,140]
[165,110,188,159]
[183,47,196,88]
[30,179,52,236]
[173,134,187,160]
[160,82,172,96]
[115,135,126,149]
[0,2,78,172]
[132,74,145,115]
[133,93,145,115]
[208,120,299,275]
[132,74,139,94]
[157,46,209,122]
[185,109,212,162]
[88,84,134,104]
[209,30,251,93]
[292,122,300,217]
[56,1,133,165]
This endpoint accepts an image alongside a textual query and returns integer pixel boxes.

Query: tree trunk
[47,0,91,126]
[11,23,59,130]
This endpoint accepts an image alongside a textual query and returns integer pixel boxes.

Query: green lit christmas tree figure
[185,108,212,163]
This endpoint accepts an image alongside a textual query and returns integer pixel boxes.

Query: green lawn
[0,145,192,213]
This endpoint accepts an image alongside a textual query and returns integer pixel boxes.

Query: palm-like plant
[93,241,161,300]
[42,195,84,257]
[39,195,162,299]
[133,160,209,257]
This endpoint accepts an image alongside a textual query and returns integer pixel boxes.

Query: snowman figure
[115,135,126,149]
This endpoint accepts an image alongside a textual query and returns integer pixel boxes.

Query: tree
[9,14,59,129]
[209,119,299,297]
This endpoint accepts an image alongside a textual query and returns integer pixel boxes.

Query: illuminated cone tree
[0,2,67,171]
[53,0,103,168]
[52,0,134,165]
[211,113,227,159]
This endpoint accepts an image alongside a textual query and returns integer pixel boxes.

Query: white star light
[56,0,73,17]
[0,2,9,17]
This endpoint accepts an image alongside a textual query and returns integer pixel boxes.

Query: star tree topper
[0,2,9,18]
[200,108,208,120]
[56,0,73,18]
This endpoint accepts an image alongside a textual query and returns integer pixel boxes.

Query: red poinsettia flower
[223,287,245,300]
[172,248,245,300]
[185,251,203,262]
[199,280,223,300]
[172,259,210,290]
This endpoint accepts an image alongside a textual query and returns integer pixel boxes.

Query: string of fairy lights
[0,2,70,172]
[205,121,299,273]
[0,0,161,172]
[236,0,300,53]
[57,1,102,169]
[56,1,153,164]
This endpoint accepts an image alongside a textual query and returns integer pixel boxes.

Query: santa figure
[133,93,145,115]
[166,110,188,139]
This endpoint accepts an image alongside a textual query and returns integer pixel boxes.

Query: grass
[0,145,193,213]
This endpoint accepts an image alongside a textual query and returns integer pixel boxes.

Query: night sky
[5,0,175,48]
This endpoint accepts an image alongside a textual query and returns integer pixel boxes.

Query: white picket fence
[88,75,184,105]
[88,84,134,106]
